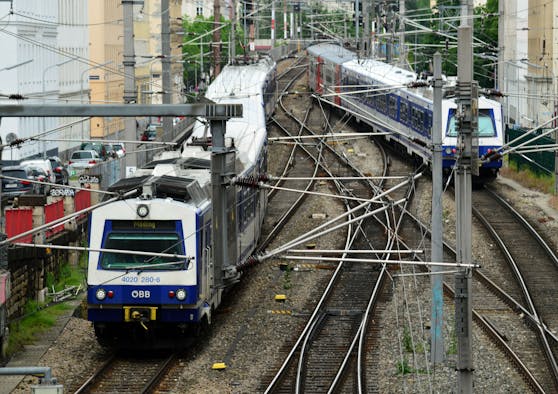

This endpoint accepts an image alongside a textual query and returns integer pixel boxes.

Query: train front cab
[87,211,215,348]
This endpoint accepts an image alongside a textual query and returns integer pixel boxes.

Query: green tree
[181,16,244,93]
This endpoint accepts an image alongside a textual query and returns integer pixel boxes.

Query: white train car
[307,43,504,180]
[86,57,276,347]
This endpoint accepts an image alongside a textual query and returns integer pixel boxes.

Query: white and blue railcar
[307,43,504,180]
[87,57,276,346]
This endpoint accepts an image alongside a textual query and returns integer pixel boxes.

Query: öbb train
[86,56,277,346]
[307,43,504,180]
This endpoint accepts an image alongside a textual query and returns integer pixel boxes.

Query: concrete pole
[455,23,476,393]
[399,0,405,66]
[283,0,287,40]
[430,52,444,364]
[213,0,222,77]
[230,0,236,61]
[362,0,369,56]
[290,11,294,39]
[355,0,359,51]
[123,0,139,171]
[161,0,172,140]
[271,0,275,47]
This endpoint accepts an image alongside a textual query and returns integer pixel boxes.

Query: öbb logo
[131,290,151,298]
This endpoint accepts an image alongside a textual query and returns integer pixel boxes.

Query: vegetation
[181,15,244,91]
[6,252,87,357]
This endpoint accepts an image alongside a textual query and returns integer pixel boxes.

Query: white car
[20,159,56,184]
[112,142,126,158]
[68,150,102,171]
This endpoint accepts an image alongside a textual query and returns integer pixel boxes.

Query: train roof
[205,56,275,99]
[344,59,417,87]
[306,43,356,64]
[187,57,276,172]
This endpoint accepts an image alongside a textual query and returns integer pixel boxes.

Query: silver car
[68,150,101,172]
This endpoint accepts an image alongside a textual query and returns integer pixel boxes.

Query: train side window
[389,96,398,119]
[400,101,408,124]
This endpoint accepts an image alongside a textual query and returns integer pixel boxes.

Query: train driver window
[100,232,184,270]
[446,109,496,137]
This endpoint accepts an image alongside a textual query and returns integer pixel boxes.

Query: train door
[334,64,341,106]
[201,217,213,300]
[316,56,323,94]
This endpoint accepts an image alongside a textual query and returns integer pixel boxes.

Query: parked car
[1,166,33,203]
[25,166,51,194]
[47,156,69,185]
[141,129,157,141]
[68,150,102,171]
[20,159,56,184]
[112,142,126,158]
[80,142,107,160]
[102,143,118,159]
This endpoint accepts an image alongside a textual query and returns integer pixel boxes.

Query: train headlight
[96,288,107,301]
[137,204,149,218]
[176,288,187,301]
[444,147,453,155]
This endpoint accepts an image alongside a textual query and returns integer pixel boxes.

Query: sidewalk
[0,297,83,394]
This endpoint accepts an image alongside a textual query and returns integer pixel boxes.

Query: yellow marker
[212,362,227,370]
[275,294,287,302]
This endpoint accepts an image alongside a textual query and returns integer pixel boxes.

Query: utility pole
[362,0,369,56]
[213,0,221,77]
[271,0,276,47]
[122,0,141,170]
[354,0,360,51]
[283,0,287,40]
[399,0,405,66]
[161,0,172,140]
[431,52,444,365]
[455,1,477,388]
[230,0,236,60]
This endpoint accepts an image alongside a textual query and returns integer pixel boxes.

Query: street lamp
[42,58,73,158]
[80,60,114,140]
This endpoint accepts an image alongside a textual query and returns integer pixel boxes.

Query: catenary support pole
[431,52,444,364]
[122,0,141,170]
[161,0,172,140]
[455,18,477,393]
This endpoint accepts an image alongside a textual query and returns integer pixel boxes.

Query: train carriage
[307,43,504,180]
[86,57,276,347]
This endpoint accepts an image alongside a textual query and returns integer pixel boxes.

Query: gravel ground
[7,56,558,392]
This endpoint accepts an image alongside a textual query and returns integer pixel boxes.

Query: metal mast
[455,0,477,390]
[122,0,141,170]
[430,52,444,364]
[161,0,172,140]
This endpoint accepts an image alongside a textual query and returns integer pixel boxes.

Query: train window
[400,101,409,124]
[100,233,184,270]
[389,96,398,119]
[446,109,496,137]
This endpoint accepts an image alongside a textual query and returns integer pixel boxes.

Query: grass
[5,252,87,358]
[500,164,558,210]
[7,302,73,356]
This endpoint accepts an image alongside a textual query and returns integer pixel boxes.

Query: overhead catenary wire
[13,242,193,262]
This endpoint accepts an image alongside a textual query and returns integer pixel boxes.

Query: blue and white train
[307,43,504,180]
[86,56,277,347]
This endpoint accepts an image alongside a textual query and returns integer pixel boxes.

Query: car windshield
[100,232,184,270]
[72,152,93,159]
[3,169,27,179]
[113,144,122,150]
[446,109,496,137]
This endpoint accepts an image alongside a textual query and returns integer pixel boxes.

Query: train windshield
[446,109,496,137]
[100,233,185,270]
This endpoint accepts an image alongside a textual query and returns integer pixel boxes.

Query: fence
[5,190,91,245]
[507,126,556,176]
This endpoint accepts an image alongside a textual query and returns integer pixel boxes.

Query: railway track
[261,60,426,391]
[73,352,176,393]
[471,186,558,392]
